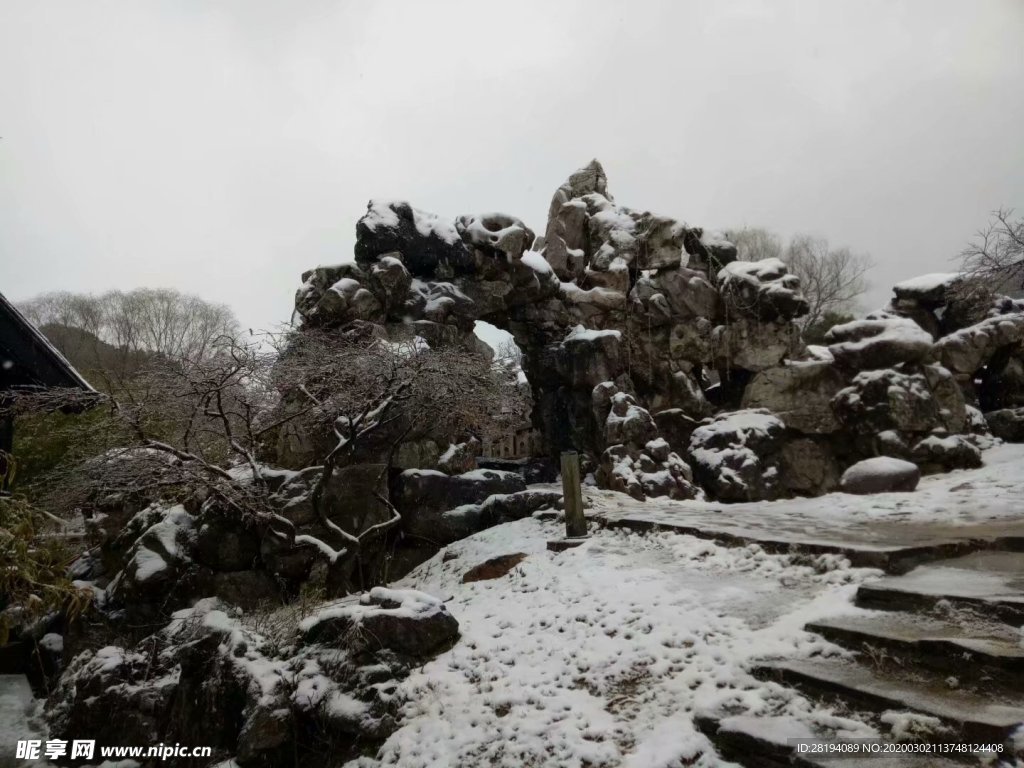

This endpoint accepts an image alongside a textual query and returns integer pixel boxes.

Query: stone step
[601,514,985,573]
[752,657,1024,744]
[595,504,1024,574]
[695,714,970,768]
[806,612,1024,687]
[855,551,1024,625]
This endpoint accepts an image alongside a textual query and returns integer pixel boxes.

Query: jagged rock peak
[546,159,611,221]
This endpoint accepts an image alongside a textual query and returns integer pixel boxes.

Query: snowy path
[350,445,1024,767]
[349,519,881,768]
[589,443,1024,553]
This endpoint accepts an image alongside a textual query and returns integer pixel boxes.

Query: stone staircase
[698,551,1024,767]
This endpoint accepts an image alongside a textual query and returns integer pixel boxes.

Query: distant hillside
[38,323,153,389]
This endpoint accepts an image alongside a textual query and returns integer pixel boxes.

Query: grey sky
[2,1,1023,348]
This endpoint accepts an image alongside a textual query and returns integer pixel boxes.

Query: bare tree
[493,336,524,366]
[8,323,517,595]
[6,336,292,535]
[784,235,873,330]
[724,227,784,262]
[19,288,240,391]
[958,210,1024,303]
[725,228,872,329]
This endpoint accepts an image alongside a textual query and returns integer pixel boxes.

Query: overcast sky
[2,1,1023,347]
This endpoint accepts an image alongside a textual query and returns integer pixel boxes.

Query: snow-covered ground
[0,676,46,768]
[348,522,872,768]
[349,444,1024,768]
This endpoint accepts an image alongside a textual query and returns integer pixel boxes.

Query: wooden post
[561,450,586,538]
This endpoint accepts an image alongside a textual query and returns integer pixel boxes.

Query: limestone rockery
[292,161,1015,502]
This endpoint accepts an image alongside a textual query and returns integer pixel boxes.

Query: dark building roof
[0,291,94,392]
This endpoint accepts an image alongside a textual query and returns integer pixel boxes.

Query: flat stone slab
[589,442,1024,573]
[806,611,1024,682]
[754,657,1024,741]
[856,551,1024,623]
[696,713,967,768]
[597,504,1024,573]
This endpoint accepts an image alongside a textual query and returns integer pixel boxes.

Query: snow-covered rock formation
[291,160,815,501]
[289,160,1024,503]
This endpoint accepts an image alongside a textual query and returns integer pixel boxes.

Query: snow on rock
[564,324,622,343]
[591,441,1024,530]
[717,258,809,322]
[932,312,1024,375]
[519,250,553,274]
[825,317,933,370]
[597,391,701,501]
[688,409,787,502]
[892,272,962,307]
[355,201,472,279]
[454,213,535,260]
[910,433,982,473]
[48,590,460,766]
[831,365,966,436]
[436,441,477,475]
[839,457,920,495]
[105,504,195,604]
[604,392,657,446]
[804,344,834,362]
[301,587,459,658]
[879,710,950,742]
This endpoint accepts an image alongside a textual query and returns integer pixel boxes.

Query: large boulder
[832,367,964,436]
[826,317,933,370]
[630,267,721,323]
[104,505,200,611]
[393,469,530,542]
[910,434,982,473]
[49,600,293,760]
[921,363,969,434]
[49,594,454,768]
[295,263,385,326]
[932,312,1024,375]
[716,258,809,322]
[557,326,627,390]
[839,457,920,494]
[984,407,1024,442]
[741,361,847,434]
[712,318,804,373]
[892,273,962,309]
[402,489,561,545]
[598,438,701,502]
[300,587,459,658]
[393,468,526,517]
[604,392,658,446]
[687,409,786,502]
[355,200,473,278]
